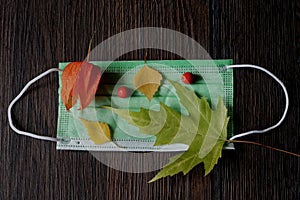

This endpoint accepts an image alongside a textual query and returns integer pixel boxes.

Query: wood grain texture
[0,0,299,199]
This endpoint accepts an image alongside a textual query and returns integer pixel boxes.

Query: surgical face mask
[7,60,289,153]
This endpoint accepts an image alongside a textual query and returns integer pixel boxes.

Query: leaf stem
[87,31,96,63]
[144,51,148,64]
[225,139,300,157]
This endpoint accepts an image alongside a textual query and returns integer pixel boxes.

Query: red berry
[117,86,130,98]
[181,72,194,84]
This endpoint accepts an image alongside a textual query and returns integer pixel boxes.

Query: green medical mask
[7,60,288,152]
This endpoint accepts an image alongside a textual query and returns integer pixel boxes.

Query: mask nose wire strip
[222,64,289,141]
[7,68,61,142]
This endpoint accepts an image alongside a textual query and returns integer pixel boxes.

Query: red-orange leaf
[61,62,101,111]
[73,62,101,110]
[61,62,82,110]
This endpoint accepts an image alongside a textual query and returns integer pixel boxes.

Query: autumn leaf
[106,80,229,182]
[61,62,101,110]
[61,62,82,110]
[133,65,163,101]
[73,62,101,110]
[80,118,111,145]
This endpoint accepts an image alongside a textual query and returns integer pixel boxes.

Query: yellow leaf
[80,118,111,145]
[133,65,163,101]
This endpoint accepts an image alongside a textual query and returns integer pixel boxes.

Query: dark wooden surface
[1,0,299,199]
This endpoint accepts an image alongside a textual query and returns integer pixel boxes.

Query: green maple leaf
[106,80,229,182]
[149,98,229,182]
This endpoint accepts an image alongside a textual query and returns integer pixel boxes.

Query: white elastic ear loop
[8,68,61,142]
[223,64,289,140]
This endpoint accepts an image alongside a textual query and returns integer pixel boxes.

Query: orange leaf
[73,62,101,110]
[133,65,163,101]
[61,62,82,110]
[61,62,101,110]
